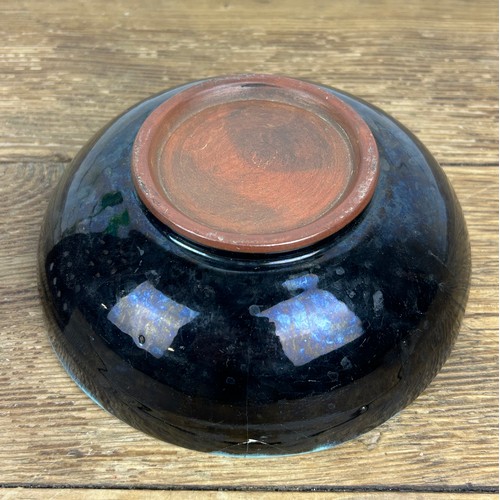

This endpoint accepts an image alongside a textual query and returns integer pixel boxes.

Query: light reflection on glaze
[107,281,199,358]
[255,274,363,366]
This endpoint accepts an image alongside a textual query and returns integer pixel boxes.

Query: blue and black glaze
[39,82,470,455]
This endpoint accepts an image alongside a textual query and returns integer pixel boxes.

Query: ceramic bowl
[39,75,470,456]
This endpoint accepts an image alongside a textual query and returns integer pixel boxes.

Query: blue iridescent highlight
[256,274,363,366]
[107,281,199,358]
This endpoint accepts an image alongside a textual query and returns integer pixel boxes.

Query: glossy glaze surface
[39,80,470,455]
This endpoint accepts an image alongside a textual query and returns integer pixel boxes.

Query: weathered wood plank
[0,0,497,163]
[0,488,498,500]
[0,163,497,488]
[0,0,497,493]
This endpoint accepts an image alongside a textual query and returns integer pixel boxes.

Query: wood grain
[1,490,499,500]
[0,0,497,497]
[0,0,497,164]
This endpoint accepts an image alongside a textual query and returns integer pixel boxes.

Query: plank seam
[0,484,498,494]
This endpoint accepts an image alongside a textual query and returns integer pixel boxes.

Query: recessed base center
[160,99,353,234]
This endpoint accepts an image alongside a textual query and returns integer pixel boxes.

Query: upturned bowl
[39,74,470,456]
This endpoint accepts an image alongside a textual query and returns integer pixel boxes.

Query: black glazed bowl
[39,75,470,456]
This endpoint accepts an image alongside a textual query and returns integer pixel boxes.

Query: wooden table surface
[0,1,498,498]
